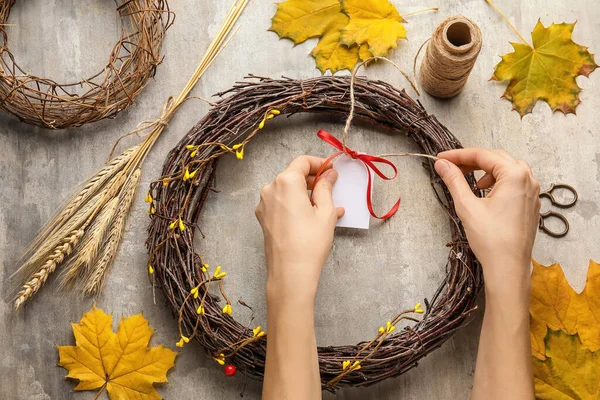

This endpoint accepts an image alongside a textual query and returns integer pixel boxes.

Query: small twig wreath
[146,76,484,390]
[0,0,173,129]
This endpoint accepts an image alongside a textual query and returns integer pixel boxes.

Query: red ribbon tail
[365,170,401,220]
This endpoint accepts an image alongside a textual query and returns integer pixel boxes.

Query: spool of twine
[419,16,482,98]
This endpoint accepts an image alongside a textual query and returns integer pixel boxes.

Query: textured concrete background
[1,0,599,399]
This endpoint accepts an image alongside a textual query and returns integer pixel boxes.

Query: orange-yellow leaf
[533,329,600,399]
[530,260,600,356]
[492,21,597,117]
[359,43,373,61]
[270,0,356,73]
[269,0,384,74]
[530,316,548,361]
[57,306,177,400]
[311,13,361,74]
[269,0,341,45]
[340,0,406,57]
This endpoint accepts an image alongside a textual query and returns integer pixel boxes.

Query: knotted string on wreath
[310,57,438,220]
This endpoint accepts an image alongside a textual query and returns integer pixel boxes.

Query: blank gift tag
[332,154,374,229]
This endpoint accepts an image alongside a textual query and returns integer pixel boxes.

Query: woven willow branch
[0,0,173,128]
[147,75,484,390]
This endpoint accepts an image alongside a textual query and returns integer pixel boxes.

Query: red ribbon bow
[312,129,400,220]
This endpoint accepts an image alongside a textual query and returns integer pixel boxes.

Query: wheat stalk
[11,170,128,283]
[58,198,119,289]
[13,229,84,310]
[57,145,139,224]
[81,169,141,296]
[13,145,138,270]
[10,165,128,308]
[10,0,248,310]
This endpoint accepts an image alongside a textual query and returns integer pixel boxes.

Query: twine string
[107,96,175,160]
[342,57,438,162]
[419,16,482,98]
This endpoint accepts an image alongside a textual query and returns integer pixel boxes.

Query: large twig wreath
[0,0,173,129]
[146,76,484,390]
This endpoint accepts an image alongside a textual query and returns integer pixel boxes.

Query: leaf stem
[93,384,106,400]
[484,0,530,46]
[403,7,438,18]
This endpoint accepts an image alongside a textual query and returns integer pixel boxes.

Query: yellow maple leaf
[269,0,341,45]
[530,317,548,361]
[533,329,600,399]
[339,0,406,57]
[311,13,362,74]
[57,306,177,399]
[492,20,597,117]
[358,43,372,61]
[530,260,600,357]
[269,0,375,73]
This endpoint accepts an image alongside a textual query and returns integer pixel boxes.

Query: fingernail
[323,169,338,184]
[434,159,450,177]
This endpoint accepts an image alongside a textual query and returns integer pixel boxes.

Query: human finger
[286,155,330,178]
[275,157,331,191]
[445,149,514,176]
[492,149,516,161]
[437,148,513,175]
[312,169,338,213]
[477,173,496,189]
[517,160,534,175]
[434,159,476,208]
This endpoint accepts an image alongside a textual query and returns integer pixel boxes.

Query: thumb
[312,169,338,212]
[435,159,475,208]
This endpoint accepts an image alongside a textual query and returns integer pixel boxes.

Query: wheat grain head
[13,229,84,311]
[58,197,119,290]
[82,168,142,296]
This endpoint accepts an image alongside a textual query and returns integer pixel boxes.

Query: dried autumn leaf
[358,43,372,61]
[340,0,406,57]
[57,306,177,399]
[530,260,600,357]
[492,21,597,117]
[269,0,376,73]
[310,13,363,74]
[530,317,548,361]
[269,0,341,45]
[533,329,600,399]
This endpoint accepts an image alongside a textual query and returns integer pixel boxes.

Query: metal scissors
[538,183,578,238]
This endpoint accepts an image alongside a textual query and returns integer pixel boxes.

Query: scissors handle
[539,183,578,208]
[539,210,570,238]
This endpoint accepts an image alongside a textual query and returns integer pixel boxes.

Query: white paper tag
[332,154,374,229]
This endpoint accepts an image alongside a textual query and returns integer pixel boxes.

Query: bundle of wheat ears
[9,0,249,311]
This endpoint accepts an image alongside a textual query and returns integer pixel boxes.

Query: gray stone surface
[1,0,599,399]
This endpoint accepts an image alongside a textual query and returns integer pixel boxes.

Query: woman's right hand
[434,148,541,294]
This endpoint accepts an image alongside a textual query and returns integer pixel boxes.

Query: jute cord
[343,57,438,162]
[419,16,482,98]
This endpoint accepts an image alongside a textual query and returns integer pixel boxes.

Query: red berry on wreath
[224,364,237,377]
